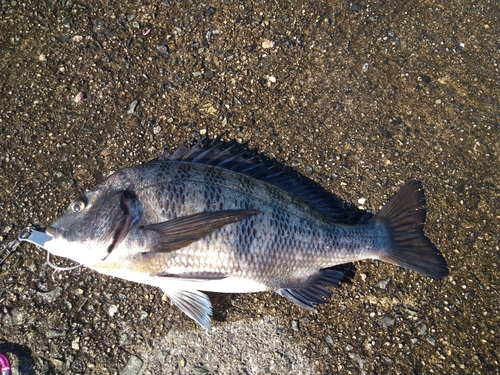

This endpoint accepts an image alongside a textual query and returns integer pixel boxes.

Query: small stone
[325,335,335,346]
[54,171,75,188]
[38,54,47,61]
[426,337,436,346]
[119,355,143,375]
[25,258,37,271]
[127,100,139,114]
[376,277,391,289]
[153,125,162,135]
[11,308,26,325]
[2,225,12,234]
[72,337,80,350]
[71,35,83,42]
[179,357,186,367]
[291,320,299,332]
[47,329,67,338]
[262,39,274,49]
[199,102,217,115]
[435,99,442,104]
[382,356,394,364]
[37,287,62,302]
[109,305,118,317]
[74,92,86,103]
[418,323,428,335]
[156,44,169,56]
[193,367,209,375]
[204,6,216,16]
[49,358,65,370]
[379,315,395,328]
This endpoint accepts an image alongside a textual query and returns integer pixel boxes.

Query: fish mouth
[45,225,66,239]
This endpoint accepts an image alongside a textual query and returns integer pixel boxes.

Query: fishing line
[43,250,82,271]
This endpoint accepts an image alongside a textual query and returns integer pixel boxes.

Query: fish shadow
[0,341,36,375]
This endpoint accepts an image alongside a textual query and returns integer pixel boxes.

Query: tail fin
[370,181,449,278]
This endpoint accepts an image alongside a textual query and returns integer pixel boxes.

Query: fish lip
[46,225,66,238]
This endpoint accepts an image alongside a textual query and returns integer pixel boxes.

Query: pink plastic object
[0,353,11,375]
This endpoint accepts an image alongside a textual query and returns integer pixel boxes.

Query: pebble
[418,323,428,335]
[119,355,143,375]
[47,329,67,338]
[109,305,118,317]
[73,92,86,103]
[11,308,26,325]
[72,337,80,350]
[382,356,394,364]
[37,287,62,302]
[325,335,335,346]
[204,6,216,16]
[127,100,139,114]
[54,171,75,188]
[426,337,436,346]
[156,44,169,56]
[25,258,37,271]
[376,277,391,289]
[379,315,395,328]
[192,367,210,375]
[262,39,274,49]
[291,320,299,332]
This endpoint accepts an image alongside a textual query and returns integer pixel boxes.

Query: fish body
[30,142,448,329]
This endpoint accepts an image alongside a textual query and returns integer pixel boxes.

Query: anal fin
[276,269,345,311]
[161,288,213,331]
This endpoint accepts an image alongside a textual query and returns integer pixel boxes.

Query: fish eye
[70,198,87,213]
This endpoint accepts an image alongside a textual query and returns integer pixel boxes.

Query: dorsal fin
[155,140,349,222]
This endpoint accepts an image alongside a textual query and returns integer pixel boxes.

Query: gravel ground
[0,0,499,374]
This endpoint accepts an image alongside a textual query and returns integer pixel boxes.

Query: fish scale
[19,141,449,330]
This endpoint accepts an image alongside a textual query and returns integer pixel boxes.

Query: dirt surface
[0,0,498,374]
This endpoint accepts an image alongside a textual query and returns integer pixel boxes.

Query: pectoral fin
[142,209,261,253]
[106,191,140,257]
[161,288,213,330]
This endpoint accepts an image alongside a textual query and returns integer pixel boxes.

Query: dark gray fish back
[155,141,349,222]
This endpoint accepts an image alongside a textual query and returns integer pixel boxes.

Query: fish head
[44,180,142,266]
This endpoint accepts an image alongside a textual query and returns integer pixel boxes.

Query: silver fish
[20,142,449,330]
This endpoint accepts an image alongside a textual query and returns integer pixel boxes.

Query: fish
[19,141,449,330]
